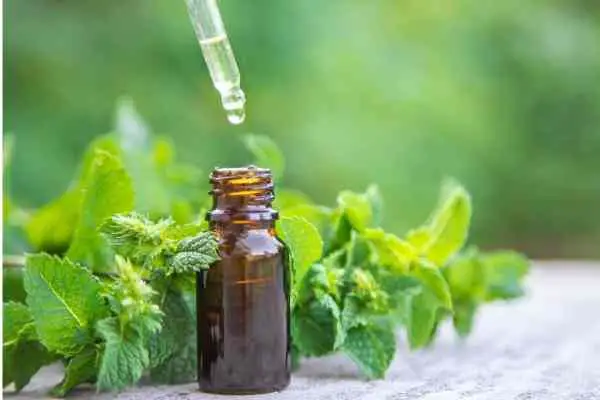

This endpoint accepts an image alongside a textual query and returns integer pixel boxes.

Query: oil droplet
[220,87,246,125]
[226,107,245,125]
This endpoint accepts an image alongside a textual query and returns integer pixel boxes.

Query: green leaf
[169,232,219,274]
[25,190,80,254]
[405,260,453,349]
[337,190,372,232]
[275,189,313,210]
[481,251,529,300]
[278,217,323,290]
[150,341,197,384]
[4,302,35,345]
[67,150,134,271]
[4,302,54,391]
[405,289,439,349]
[296,263,343,305]
[104,256,163,340]
[5,339,55,392]
[341,295,369,330]
[365,185,383,227]
[405,227,431,251]
[242,134,285,180]
[326,212,353,254]
[24,254,107,355]
[412,260,452,310]
[452,300,477,337]
[147,289,192,369]
[292,294,343,356]
[149,291,197,384]
[343,323,396,379]
[415,182,472,266]
[346,269,390,316]
[443,250,487,301]
[363,228,414,272]
[51,346,99,397]
[284,204,333,239]
[96,317,149,391]
[25,136,120,254]
[114,96,151,151]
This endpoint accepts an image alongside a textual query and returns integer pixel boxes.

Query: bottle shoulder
[218,229,284,257]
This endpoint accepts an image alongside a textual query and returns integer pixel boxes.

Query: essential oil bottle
[197,166,290,394]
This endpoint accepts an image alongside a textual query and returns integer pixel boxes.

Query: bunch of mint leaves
[3,100,529,396]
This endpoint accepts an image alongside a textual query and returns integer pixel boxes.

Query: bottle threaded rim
[208,166,277,222]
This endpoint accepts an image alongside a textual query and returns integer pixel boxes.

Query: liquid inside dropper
[199,35,246,125]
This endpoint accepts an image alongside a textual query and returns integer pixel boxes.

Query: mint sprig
[2,102,529,396]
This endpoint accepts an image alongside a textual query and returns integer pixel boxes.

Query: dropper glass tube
[185,0,246,124]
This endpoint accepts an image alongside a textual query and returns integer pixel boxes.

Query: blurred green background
[4,0,600,258]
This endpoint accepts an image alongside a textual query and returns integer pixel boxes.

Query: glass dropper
[184,0,246,125]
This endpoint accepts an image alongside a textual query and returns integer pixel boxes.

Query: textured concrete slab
[5,262,600,399]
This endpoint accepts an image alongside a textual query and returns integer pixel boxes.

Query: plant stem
[3,254,26,268]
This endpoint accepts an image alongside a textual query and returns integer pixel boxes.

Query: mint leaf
[278,216,323,294]
[442,251,485,337]
[25,191,80,253]
[343,323,396,379]
[481,250,529,300]
[297,263,343,304]
[24,254,107,355]
[411,182,472,266]
[412,260,453,310]
[363,228,413,272]
[96,317,149,391]
[25,136,120,254]
[405,289,438,349]
[443,250,487,300]
[326,212,353,254]
[104,257,163,340]
[170,232,219,274]
[405,260,453,349]
[101,213,217,276]
[365,185,383,227]
[242,133,285,180]
[5,339,55,392]
[51,346,99,397]
[4,302,34,344]
[3,265,27,304]
[67,150,134,271]
[337,190,373,232]
[452,300,477,337]
[405,227,430,251]
[4,302,54,391]
[346,269,389,316]
[150,341,197,384]
[293,294,343,356]
[148,289,197,384]
[275,189,313,210]
[147,289,192,369]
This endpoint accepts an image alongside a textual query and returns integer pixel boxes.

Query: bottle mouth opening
[210,165,273,196]
[208,166,276,219]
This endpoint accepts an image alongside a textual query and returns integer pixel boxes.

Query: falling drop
[221,87,246,125]
[226,107,246,125]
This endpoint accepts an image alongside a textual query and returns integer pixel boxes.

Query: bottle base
[199,381,290,395]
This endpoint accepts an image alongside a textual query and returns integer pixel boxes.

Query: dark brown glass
[197,166,290,394]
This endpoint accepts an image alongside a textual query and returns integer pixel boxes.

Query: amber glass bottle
[197,166,290,394]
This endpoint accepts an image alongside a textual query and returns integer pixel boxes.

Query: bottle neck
[207,166,278,229]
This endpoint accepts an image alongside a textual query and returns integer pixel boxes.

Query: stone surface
[5,262,600,400]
